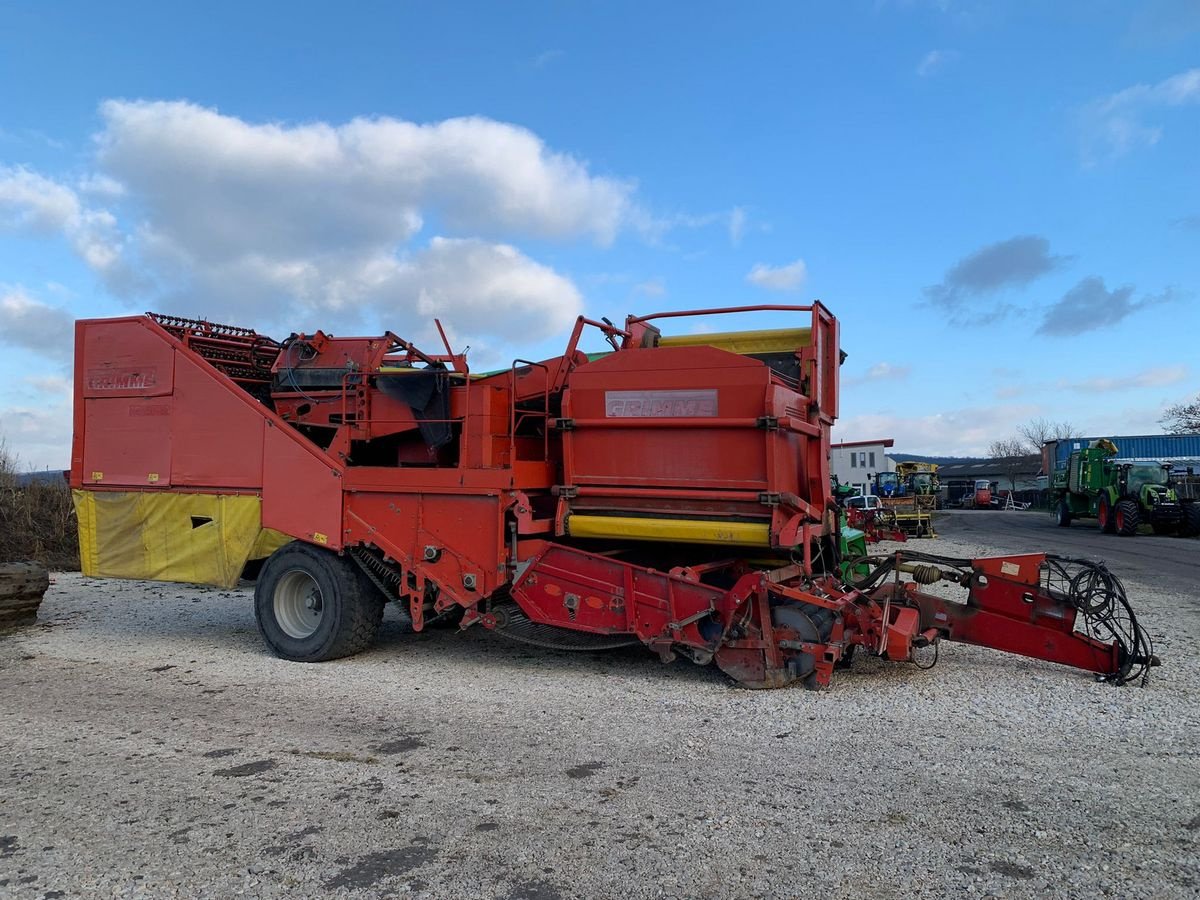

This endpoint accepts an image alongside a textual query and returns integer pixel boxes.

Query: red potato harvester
[70,304,1155,688]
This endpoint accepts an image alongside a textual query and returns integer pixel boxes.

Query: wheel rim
[274,569,325,639]
[1116,509,1125,531]
[1099,503,1107,527]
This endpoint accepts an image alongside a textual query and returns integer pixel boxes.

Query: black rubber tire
[1181,503,1200,538]
[1114,499,1140,537]
[1097,495,1117,534]
[1151,520,1176,536]
[1055,500,1072,528]
[254,542,385,661]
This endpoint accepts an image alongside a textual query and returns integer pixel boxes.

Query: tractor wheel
[1180,503,1200,538]
[255,541,385,662]
[1055,500,1072,528]
[1114,499,1140,537]
[1097,496,1117,534]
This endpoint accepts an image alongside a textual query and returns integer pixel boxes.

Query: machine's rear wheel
[1055,501,1072,528]
[255,542,384,661]
[1097,496,1116,534]
[1114,500,1140,537]
[1180,503,1200,538]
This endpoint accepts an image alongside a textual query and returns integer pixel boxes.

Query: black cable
[843,550,1154,686]
[1044,554,1154,687]
[280,336,337,406]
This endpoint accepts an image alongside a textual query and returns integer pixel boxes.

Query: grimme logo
[604,389,718,418]
[87,367,159,391]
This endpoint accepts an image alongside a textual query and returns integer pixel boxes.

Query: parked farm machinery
[1052,439,1199,537]
[70,304,1154,688]
[873,461,939,537]
[964,478,995,509]
[836,492,907,544]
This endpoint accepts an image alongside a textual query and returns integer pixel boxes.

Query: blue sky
[1,0,1198,468]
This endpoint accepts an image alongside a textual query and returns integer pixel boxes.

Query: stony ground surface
[1,527,1197,899]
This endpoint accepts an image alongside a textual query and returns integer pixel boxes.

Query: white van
[845,495,884,511]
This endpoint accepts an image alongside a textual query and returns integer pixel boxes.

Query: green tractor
[1052,439,1200,537]
[830,475,870,579]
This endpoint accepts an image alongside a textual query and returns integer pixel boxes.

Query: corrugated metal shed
[1047,434,1200,471]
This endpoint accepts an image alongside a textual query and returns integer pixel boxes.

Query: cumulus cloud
[1060,364,1188,393]
[98,100,631,249]
[746,258,807,292]
[1081,67,1200,162]
[917,50,959,77]
[391,237,582,339]
[0,288,75,361]
[0,100,661,344]
[0,402,73,471]
[23,374,72,395]
[1036,277,1177,336]
[835,403,1042,457]
[0,166,130,284]
[865,362,909,379]
[925,235,1068,313]
[633,277,666,298]
[728,207,747,245]
[844,362,912,386]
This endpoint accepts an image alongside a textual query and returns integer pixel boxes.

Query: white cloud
[2,100,656,342]
[0,167,78,232]
[392,237,582,341]
[633,277,666,297]
[0,166,131,288]
[23,374,72,396]
[746,258,807,292]
[917,50,959,77]
[993,364,1189,401]
[835,403,1041,457]
[98,100,632,249]
[844,362,912,386]
[0,288,75,361]
[0,401,73,471]
[1059,364,1189,393]
[866,362,908,379]
[1082,67,1200,162]
[77,173,126,199]
[728,206,747,245]
[532,49,565,68]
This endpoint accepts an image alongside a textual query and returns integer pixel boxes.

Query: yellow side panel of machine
[567,514,771,547]
[73,490,292,589]
[657,327,811,354]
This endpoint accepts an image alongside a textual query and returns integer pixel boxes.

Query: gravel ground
[1,531,1197,899]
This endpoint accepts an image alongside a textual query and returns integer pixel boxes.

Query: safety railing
[510,359,551,463]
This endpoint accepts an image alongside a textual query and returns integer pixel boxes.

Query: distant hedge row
[0,447,79,570]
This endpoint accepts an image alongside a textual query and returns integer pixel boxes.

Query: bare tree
[988,438,1033,493]
[1018,417,1079,450]
[0,436,16,488]
[1161,395,1200,434]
